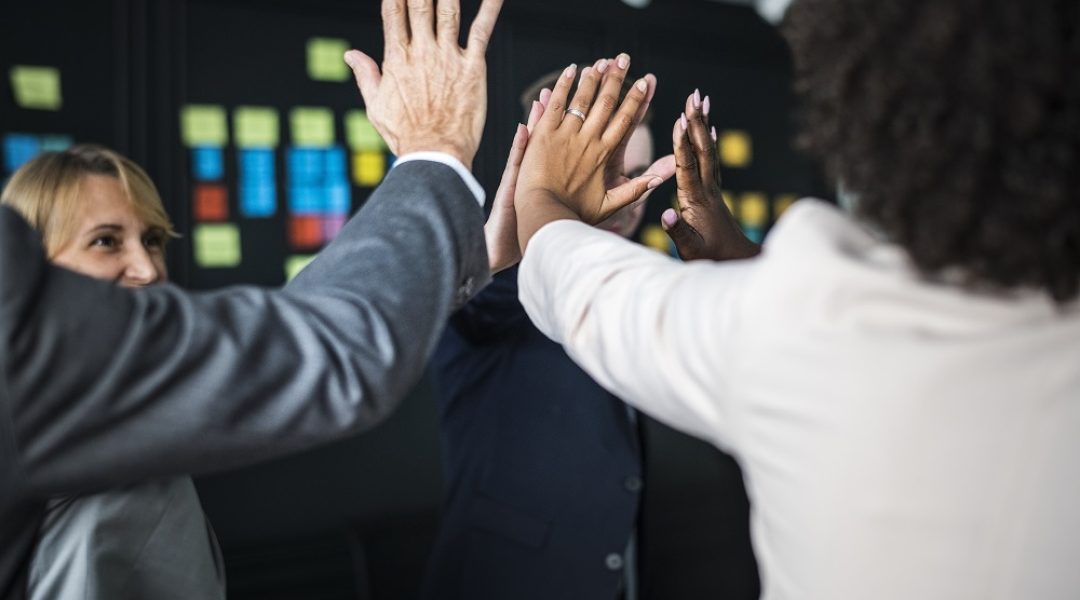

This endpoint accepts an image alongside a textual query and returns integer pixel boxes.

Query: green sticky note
[284,254,316,282]
[10,66,62,111]
[234,106,279,148]
[290,107,335,147]
[181,105,228,147]
[194,224,241,268]
[344,110,386,151]
[307,37,351,82]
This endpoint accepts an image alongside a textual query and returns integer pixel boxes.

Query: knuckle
[597,94,618,113]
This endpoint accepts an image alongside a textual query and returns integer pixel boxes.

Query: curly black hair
[784,0,1080,302]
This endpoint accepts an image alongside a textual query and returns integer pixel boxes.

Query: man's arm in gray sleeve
[0,160,489,501]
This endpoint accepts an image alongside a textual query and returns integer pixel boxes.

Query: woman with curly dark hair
[505,1,1080,598]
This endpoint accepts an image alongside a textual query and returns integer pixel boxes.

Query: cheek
[155,255,169,282]
[52,250,126,281]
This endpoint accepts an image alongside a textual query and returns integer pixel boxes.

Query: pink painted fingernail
[662,208,678,228]
[693,89,701,109]
[540,88,552,104]
[703,95,711,116]
[711,126,718,142]
[617,53,630,69]
[563,64,577,79]
[680,113,688,131]
[636,78,648,92]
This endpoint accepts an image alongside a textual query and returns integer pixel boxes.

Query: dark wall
[2,1,827,598]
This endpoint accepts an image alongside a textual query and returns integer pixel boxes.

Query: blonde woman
[1,145,225,599]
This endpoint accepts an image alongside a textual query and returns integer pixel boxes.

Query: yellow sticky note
[641,225,671,254]
[10,66,62,111]
[740,192,769,227]
[284,254,316,281]
[721,190,736,215]
[307,38,351,82]
[774,194,798,219]
[719,130,752,168]
[344,110,386,151]
[290,107,335,147]
[353,151,386,186]
[234,106,279,148]
[194,224,241,268]
[181,105,228,147]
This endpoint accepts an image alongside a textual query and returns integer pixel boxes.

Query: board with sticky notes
[171,1,393,290]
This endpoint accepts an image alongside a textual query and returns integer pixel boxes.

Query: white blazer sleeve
[518,219,756,451]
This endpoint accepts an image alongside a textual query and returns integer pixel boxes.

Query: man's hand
[663,89,760,261]
[485,95,547,273]
[344,0,503,170]
[515,54,675,249]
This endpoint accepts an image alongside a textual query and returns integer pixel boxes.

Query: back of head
[0,144,175,257]
[784,0,1080,302]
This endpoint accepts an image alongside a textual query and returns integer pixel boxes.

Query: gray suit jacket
[0,160,489,599]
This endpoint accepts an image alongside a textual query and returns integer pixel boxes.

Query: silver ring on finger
[565,108,587,122]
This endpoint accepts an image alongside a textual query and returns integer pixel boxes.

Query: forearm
[2,163,488,498]
[516,188,581,255]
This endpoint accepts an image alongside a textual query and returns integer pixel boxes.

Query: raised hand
[663,90,760,261]
[515,54,675,242]
[484,95,547,273]
[344,0,503,170]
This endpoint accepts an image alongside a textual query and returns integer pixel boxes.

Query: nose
[120,246,162,287]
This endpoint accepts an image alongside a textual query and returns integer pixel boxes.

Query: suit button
[605,553,624,571]
[624,475,643,492]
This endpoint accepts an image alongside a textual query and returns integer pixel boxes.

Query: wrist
[396,142,474,171]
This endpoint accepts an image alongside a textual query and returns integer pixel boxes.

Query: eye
[90,235,119,249]
[143,231,166,251]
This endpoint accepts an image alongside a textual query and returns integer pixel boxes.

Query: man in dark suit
[0,1,501,598]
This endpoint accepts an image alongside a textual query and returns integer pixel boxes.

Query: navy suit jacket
[423,266,642,600]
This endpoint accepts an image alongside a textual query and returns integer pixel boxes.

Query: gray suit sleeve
[0,160,489,502]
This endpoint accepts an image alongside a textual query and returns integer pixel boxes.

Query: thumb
[344,50,381,107]
[661,208,701,260]
[602,174,666,221]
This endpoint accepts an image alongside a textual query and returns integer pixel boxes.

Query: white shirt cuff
[392,152,486,207]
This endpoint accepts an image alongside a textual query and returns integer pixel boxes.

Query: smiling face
[51,174,168,286]
[0,145,176,288]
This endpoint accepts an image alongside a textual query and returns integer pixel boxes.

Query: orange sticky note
[193,184,229,221]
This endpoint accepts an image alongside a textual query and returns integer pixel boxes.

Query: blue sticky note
[288,185,324,214]
[240,182,277,218]
[325,146,347,181]
[238,149,275,183]
[192,147,224,181]
[287,147,323,186]
[39,135,73,152]
[3,134,42,173]
[326,182,351,215]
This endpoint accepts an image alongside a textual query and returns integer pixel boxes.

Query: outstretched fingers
[684,89,721,190]
[466,0,504,57]
[600,76,650,150]
[538,64,578,130]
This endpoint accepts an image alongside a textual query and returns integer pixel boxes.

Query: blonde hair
[0,144,177,257]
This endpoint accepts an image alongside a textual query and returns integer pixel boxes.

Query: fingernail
[703,95,711,116]
[662,208,678,228]
[636,78,648,92]
[693,89,701,109]
[596,58,609,74]
[617,53,630,70]
[680,113,688,131]
[343,51,357,67]
[711,126,718,142]
[563,64,577,79]
[648,176,663,190]
[540,88,552,104]
[580,66,592,81]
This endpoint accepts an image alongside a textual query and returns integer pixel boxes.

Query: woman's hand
[663,90,761,261]
[515,54,674,251]
[484,94,548,273]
